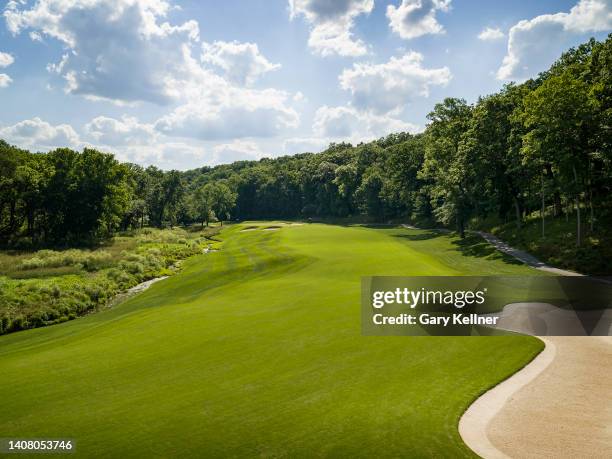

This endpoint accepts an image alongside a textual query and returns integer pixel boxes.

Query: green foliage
[17,249,113,272]
[0,145,130,246]
[191,181,237,225]
[0,227,218,335]
[1,35,610,273]
[0,223,543,456]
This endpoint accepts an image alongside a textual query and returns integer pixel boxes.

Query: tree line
[1,35,610,251]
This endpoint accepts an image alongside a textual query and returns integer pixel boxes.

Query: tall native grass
[0,226,221,335]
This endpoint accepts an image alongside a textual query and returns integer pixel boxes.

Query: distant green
[0,223,543,457]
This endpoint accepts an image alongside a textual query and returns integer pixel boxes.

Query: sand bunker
[460,303,612,458]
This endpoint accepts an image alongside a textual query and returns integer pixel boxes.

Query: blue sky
[0,0,610,169]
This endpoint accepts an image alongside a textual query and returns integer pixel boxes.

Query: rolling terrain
[0,223,543,457]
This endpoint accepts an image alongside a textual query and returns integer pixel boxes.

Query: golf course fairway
[0,223,544,457]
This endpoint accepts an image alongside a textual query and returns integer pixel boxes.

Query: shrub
[17,249,112,272]
[0,226,211,335]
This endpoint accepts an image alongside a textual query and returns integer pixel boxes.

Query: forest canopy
[1,35,610,270]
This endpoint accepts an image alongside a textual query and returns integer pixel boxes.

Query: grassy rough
[0,222,543,457]
[0,227,220,334]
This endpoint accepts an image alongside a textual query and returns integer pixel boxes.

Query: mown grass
[0,223,543,457]
[0,226,221,334]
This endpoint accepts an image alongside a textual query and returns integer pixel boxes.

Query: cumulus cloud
[108,141,208,170]
[0,117,80,149]
[0,51,14,86]
[313,105,419,141]
[212,140,266,165]
[339,51,451,114]
[201,40,280,86]
[0,51,14,68]
[29,31,43,42]
[498,0,612,80]
[82,116,213,169]
[289,0,374,56]
[158,51,299,141]
[4,0,301,141]
[162,49,299,141]
[0,74,12,87]
[478,27,504,41]
[285,105,420,154]
[4,0,201,105]
[283,137,329,154]
[85,115,156,146]
[154,53,299,141]
[387,0,451,40]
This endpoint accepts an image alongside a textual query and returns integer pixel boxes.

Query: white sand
[460,303,612,458]
[400,223,612,457]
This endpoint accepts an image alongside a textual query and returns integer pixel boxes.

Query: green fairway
[0,223,543,457]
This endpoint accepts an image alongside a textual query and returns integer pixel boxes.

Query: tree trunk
[576,198,581,247]
[9,200,16,234]
[27,210,33,237]
[588,158,594,233]
[589,184,594,233]
[553,191,562,217]
[513,196,522,229]
[572,165,581,247]
[458,211,465,239]
[541,173,545,239]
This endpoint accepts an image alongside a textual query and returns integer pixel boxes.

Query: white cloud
[4,0,200,104]
[293,91,307,102]
[162,46,299,141]
[288,105,420,154]
[498,0,612,80]
[0,51,14,68]
[0,117,80,149]
[106,140,208,170]
[289,0,374,56]
[0,115,226,170]
[478,27,504,41]
[0,50,14,88]
[283,137,329,154]
[313,105,419,140]
[212,140,266,165]
[0,74,12,87]
[387,0,451,40]
[4,0,301,141]
[81,116,213,169]
[154,71,299,141]
[339,51,451,114]
[85,115,156,146]
[201,40,280,86]
[29,31,43,42]
[46,53,69,75]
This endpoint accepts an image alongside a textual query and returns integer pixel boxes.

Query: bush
[17,249,112,272]
[0,226,211,335]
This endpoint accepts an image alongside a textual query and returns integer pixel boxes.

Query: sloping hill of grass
[0,223,543,457]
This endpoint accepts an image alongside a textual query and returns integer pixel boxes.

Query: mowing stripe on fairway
[0,223,543,457]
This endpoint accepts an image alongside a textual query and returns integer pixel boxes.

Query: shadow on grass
[393,231,443,241]
[452,234,523,266]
